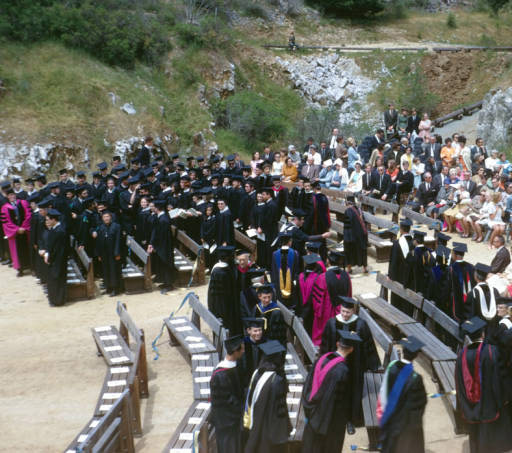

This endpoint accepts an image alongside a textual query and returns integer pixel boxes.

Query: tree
[308,0,384,17]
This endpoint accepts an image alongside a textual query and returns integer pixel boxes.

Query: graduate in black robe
[148,199,174,294]
[467,263,502,345]
[208,246,242,335]
[283,208,331,257]
[270,232,300,308]
[343,195,368,273]
[431,244,452,316]
[302,330,362,453]
[210,335,245,453]
[378,336,427,453]
[258,188,279,270]
[43,209,68,306]
[320,297,380,430]
[311,182,331,234]
[28,194,46,281]
[271,176,288,219]
[96,211,122,296]
[388,218,414,314]
[200,203,217,270]
[243,340,291,453]
[239,318,265,389]
[215,198,235,247]
[450,242,475,323]
[251,285,287,346]
[455,317,512,453]
[240,269,267,319]
[411,230,435,298]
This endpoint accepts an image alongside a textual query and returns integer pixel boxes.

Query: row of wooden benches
[55,229,204,303]
[65,302,149,453]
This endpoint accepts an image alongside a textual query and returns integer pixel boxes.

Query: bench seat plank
[192,353,219,400]
[91,325,134,367]
[93,367,131,417]
[164,316,217,361]
[398,323,457,361]
[356,294,417,327]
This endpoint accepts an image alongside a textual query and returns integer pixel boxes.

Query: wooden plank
[358,194,400,214]
[277,301,295,328]
[377,272,423,310]
[126,235,152,290]
[91,325,134,367]
[356,293,417,328]
[192,353,219,400]
[164,316,217,359]
[422,299,462,343]
[234,228,257,255]
[358,307,391,367]
[398,323,457,361]
[401,207,441,230]
[291,316,318,364]
[285,343,307,384]
[189,294,224,352]
[116,301,141,342]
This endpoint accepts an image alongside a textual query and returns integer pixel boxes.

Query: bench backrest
[362,211,398,233]
[81,389,134,453]
[358,194,400,214]
[377,271,423,315]
[359,307,398,367]
[401,207,441,230]
[126,235,152,290]
[170,226,205,285]
[422,299,463,343]
[234,229,257,255]
[189,293,225,353]
[70,235,95,298]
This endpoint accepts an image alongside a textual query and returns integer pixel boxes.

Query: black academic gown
[271,247,300,308]
[450,261,476,323]
[455,341,512,453]
[208,262,242,335]
[412,245,435,297]
[240,287,260,320]
[252,302,287,346]
[77,209,99,258]
[210,361,244,453]
[150,212,174,288]
[200,214,217,270]
[343,205,368,267]
[216,208,235,246]
[239,337,264,389]
[302,352,351,453]
[46,223,68,306]
[259,199,279,269]
[96,221,122,293]
[29,210,47,282]
[379,361,427,453]
[244,367,291,453]
[320,314,380,426]
[388,234,414,314]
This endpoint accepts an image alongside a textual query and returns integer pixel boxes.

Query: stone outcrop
[477,88,512,149]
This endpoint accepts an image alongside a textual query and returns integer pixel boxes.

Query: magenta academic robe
[1,200,31,270]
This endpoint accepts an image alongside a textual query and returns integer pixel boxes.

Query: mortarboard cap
[247,268,266,278]
[172,153,179,159]
[278,231,292,240]
[328,250,345,263]
[47,181,60,190]
[151,161,159,167]
[236,249,250,256]
[259,340,286,357]
[143,168,154,177]
[153,199,167,209]
[243,317,265,329]
[292,208,306,218]
[27,192,41,203]
[180,175,191,181]
[76,171,86,177]
[12,177,20,184]
[256,284,273,294]
[452,242,468,254]
[217,245,236,255]
[0,181,12,189]
[436,231,451,244]
[400,336,424,354]
[461,317,487,336]
[338,296,358,309]
[227,154,235,162]
[271,175,281,181]
[400,218,413,227]
[475,262,492,276]
[92,171,101,178]
[38,198,51,209]
[119,171,131,181]
[336,330,363,347]
[303,253,321,266]
[97,162,108,170]
[58,168,68,175]
[413,230,426,239]
[47,208,61,218]
[197,156,204,162]
[224,335,244,354]
[306,241,322,252]
[127,176,140,185]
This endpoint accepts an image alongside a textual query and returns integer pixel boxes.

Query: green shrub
[385,0,409,19]
[244,2,271,19]
[446,12,457,28]
[487,0,510,12]
[306,0,384,17]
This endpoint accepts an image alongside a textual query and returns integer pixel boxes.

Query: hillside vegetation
[1,0,512,162]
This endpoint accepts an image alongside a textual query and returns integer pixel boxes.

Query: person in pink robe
[1,189,31,275]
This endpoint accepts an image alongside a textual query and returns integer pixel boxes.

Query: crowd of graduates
[1,127,512,452]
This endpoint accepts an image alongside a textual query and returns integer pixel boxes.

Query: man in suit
[384,103,398,139]
[460,170,478,198]
[370,165,391,201]
[328,127,339,155]
[361,163,374,195]
[369,129,385,152]
[432,166,449,190]
[490,235,511,274]
[137,136,153,167]
[407,108,421,134]
[416,172,438,213]
[301,156,320,181]
[384,142,402,166]
[471,137,489,162]
[421,136,441,163]
[262,146,274,164]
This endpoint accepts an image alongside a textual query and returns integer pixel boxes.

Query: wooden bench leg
[166,325,179,347]
[130,379,143,437]
[367,426,380,451]
[138,333,149,399]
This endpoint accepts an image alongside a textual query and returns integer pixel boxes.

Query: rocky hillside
[1,3,512,177]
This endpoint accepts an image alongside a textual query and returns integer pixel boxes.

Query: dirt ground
[0,229,495,452]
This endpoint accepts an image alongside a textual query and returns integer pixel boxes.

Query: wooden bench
[234,228,257,259]
[359,307,399,451]
[126,235,152,292]
[65,389,135,453]
[401,207,442,231]
[69,236,96,299]
[191,353,219,401]
[91,302,149,436]
[162,400,212,453]
[356,292,417,330]
[171,226,206,286]
[164,293,226,364]
[67,257,89,301]
[358,194,400,223]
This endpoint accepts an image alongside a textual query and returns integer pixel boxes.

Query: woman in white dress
[271,151,284,176]
[346,161,363,193]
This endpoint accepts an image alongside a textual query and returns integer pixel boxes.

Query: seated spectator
[361,163,373,195]
[445,168,460,186]
[330,159,349,191]
[301,156,320,180]
[394,160,414,202]
[282,157,298,182]
[490,235,511,274]
[370,143,386,168]
[411,157,424,190]
[250,151,263,177]
[305,144,322,166]
[472,166,488,188]
[485,150,500,172]
[318,160,334,188]
[458,136,472,172]
[443,190,469,233]
[371,165,391,201]
[473,191,498,243]
[287,145,301,165]
[386,159,400,185]
[400,146,413,171]
[417,172,438,214]
[346,161,363,193]
[440,137,455,167]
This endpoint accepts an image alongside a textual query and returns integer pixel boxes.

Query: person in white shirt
[271,151,284,176]
[305,145,322,166]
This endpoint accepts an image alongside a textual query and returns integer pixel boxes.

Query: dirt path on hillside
[1,228,494,452]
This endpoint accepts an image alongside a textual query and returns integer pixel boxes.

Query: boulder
[477,88,512,149]
[121,103,136,115]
